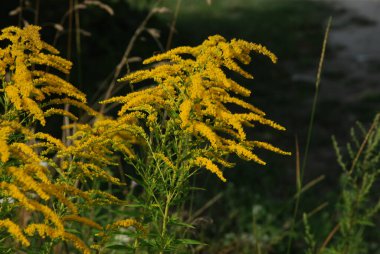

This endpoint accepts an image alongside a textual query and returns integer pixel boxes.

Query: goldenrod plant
[0,26,144,253]
[0,26,91,126]
[0,25,290,253]
[101,35,290,252]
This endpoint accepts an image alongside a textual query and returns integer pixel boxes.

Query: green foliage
[303,213,317,254]
[324,114,380,254]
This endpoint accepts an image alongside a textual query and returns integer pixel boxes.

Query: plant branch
[99,1,163,114]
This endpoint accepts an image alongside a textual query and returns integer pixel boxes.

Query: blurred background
[1,0,379,253]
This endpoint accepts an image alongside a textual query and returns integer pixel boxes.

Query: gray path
[322,0,380,102]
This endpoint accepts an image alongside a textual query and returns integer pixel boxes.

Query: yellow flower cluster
[0,219,30,247]
[59,116,140,183]
[194,157,226,182]
[0,26,89,125]
[106,218,144,232]
[0,26,138,251]
[0,117,137,251]
[24,224,91,254]
[154,152,176,170]
[0,122,75,249]
[62,215,103,230]
[104,35,290,181]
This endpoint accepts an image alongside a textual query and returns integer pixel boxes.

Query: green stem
[160,194,172,253]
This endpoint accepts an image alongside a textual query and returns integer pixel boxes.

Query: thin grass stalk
[293,175,325,199]
[188,193,223,222]
[63,0,74,146]
[318,224,340,253]
[34,0,40,25]
[295,136,301,191]
[98,0,163,114]
[286,16,332,254]
[348,116,378,175]
[18,0,24,27]
[75,0,83,89]
[301,16,332,181]
[166,0,182,50]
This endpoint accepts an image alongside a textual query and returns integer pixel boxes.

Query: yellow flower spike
[228,78,252,97]
[112,139,136,159]
[220,49,253,79]
[215,157,236,168]
[62,215,103,230]
[56,183,91,201]
[142,46,193,65]
[33,132,65,150]
[24,224,91,254]
[226,141,266,165]
[29,54,72,74]
[118,94,165,116]
[179,99,192,128]
[0,182,36,210]
[154,152,176,170]
[13,55,34,97]
[8,166,50,201]
[87,190,124,205]
[33,71,86,102]
[45,98,98,116]
[219,111,246,140]
[30,87,46,101]
[252,141,292,156]
[62,232,92,254]
[39,183,78,214]
[41,41,60,55]
[221,95,266,116]
[4,85,22,109]
[43,108,79,121]
[246,41,278,64]
[2,120,33,136]
[0,25,89,125]
[0,125,13,162]
[27,200,65,235]
[24,224,61,239]
[194,157,226,182]
[10,143,41,163]
[107,219,144,232]
[0,219,30,247]
[34,170,51,184]
[192,122,220,149]
[202,34,226,47]
[236,113,286,131]
[189,73,205,99]
[73,161,122,185]
[22,97,46,125]
[23,164,51,184]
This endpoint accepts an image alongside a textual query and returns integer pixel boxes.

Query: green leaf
[124,173,145,187]
[176,238,206,245]
[188,186,206,191]
[105,244,134,250]
[357,219,375,227]
[169,218,195,229]
[64,228,81,234]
